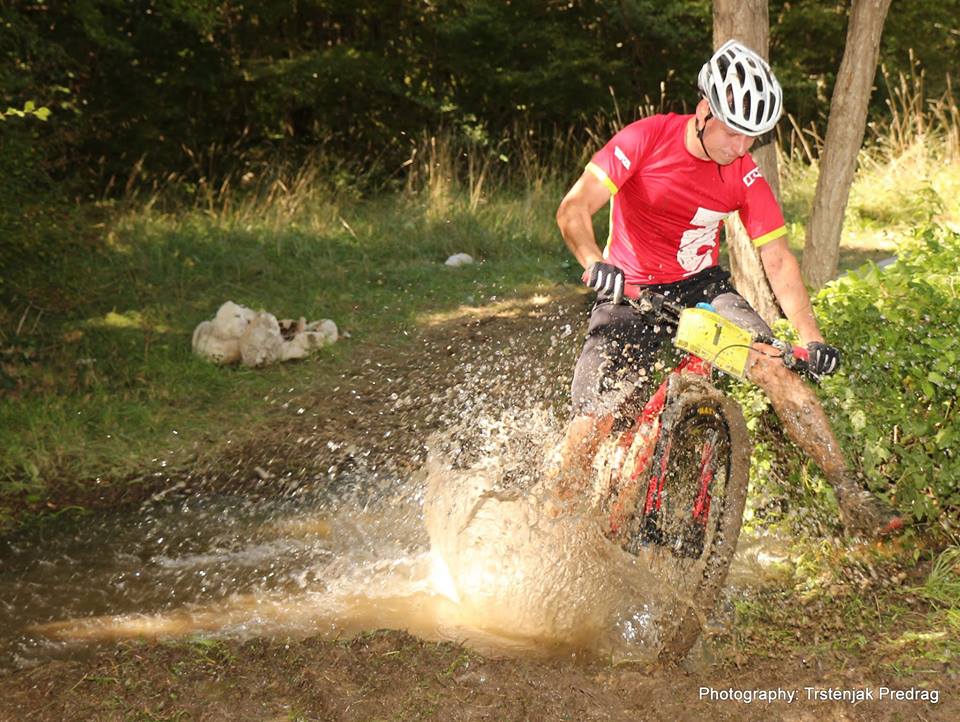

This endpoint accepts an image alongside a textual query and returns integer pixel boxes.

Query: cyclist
[555,39,902,537]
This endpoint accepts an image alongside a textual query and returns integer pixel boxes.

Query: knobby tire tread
[651,375,749,664]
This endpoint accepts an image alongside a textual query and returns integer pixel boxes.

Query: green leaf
[850,409,867,431]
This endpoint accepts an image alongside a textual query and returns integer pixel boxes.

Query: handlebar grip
[786,344,819,382]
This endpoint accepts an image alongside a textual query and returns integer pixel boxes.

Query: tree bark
[712,0,782,326]
[800,0,892,289]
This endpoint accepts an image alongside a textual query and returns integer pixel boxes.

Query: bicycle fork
[638,377,719,558]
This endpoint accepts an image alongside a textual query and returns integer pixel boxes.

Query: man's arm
[758,237,824,345]
[556,170,613,270]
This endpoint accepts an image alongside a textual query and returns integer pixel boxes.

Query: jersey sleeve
[585,118,657,195]
[737,156,787,247]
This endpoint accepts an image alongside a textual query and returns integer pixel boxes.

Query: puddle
[2,417,680,673]
[1,457,796,675]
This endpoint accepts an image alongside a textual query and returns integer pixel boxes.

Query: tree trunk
[801,0,892,289]
[712,0,782,326]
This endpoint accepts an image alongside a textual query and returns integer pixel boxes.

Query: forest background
[1,0,959,540]
[4,0,959,205]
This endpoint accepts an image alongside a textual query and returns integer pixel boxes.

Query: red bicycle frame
[605,354,713,536]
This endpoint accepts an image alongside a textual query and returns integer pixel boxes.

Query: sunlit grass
[780,69,960,269]
[2,76,958,525]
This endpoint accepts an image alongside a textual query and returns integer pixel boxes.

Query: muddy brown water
[0,292,792,675]
[0,449,791,674]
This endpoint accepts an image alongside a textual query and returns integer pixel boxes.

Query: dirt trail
[2,287,956,720]
[2,629,954,721]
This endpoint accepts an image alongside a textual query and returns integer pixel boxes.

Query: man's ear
[694,98,711,128]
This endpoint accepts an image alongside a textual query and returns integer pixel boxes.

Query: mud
[2,287,957,720]
[2,628,955,721]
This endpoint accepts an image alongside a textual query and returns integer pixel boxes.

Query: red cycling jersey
[586,113,787,285]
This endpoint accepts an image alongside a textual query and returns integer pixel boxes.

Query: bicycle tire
[597,373,750,663]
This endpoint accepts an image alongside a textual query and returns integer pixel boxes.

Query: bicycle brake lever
[781,342,822,383]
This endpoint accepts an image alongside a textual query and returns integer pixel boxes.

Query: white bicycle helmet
[697,39,783,137]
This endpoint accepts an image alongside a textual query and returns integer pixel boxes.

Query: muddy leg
[746,348,846,478]
[555,413,614,499]
[746,346,902,536]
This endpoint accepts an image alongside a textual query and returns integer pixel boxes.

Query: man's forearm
[557,206,604,270]
[761,240,824,345]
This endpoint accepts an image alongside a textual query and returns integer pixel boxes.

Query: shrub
[738,224,960,535]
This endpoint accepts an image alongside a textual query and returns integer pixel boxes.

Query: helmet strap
[696,112,717,162]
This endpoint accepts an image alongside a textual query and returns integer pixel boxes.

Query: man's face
[696,100,756,164]
[701,116,756,164]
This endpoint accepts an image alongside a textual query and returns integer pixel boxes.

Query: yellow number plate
[673,308,753,379]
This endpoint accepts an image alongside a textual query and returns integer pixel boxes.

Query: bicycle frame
[605,353,713,536]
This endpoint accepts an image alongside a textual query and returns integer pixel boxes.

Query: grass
[726,537,960,674]
[904,542,960,662]
[779,67,960,268]
[2,75,959,530]
[0,166,575,525]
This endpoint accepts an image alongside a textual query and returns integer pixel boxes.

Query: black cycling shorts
[569,266,773,416]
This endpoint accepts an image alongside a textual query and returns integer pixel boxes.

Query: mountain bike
[590,287,814,662]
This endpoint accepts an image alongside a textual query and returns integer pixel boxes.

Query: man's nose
[733,135,752,155]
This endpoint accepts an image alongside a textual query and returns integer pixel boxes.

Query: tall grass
[2,75,958,526]
[778,67,960,253]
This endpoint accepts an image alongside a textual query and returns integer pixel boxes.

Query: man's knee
[562,413,614,469]
[746,345,794,391]
[566,413,614,446]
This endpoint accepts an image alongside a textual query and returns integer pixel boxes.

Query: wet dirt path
[3,628,954,721]
[2,287,956,720]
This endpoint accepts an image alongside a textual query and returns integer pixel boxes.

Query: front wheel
[599,374,751,663]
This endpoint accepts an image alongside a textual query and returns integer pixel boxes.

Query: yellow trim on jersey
[602,197,615,257]
[752,225,787,248]
[586,162,619,195]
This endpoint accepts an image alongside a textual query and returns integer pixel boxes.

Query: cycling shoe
[834,475,905,538]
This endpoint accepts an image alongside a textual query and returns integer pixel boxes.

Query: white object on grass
[445,253,474,267]
[192,301,339,367]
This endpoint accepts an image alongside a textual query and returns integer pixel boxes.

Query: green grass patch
[0,183,574,526]
[725,537,958,672]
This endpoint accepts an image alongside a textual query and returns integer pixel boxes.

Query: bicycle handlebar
[622,283,817,380]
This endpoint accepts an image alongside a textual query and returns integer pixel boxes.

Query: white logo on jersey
[614,146,631,170]
[742,167,763,187]
[678,207,728,275]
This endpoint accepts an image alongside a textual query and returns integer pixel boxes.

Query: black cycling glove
[806,342,842,376]
[583,261,625,305]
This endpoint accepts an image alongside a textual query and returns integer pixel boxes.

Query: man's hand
[806,342,841,375]
[582,261,625,304]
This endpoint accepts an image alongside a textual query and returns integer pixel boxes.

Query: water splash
[2,408,678,671]
[0,298,787,671]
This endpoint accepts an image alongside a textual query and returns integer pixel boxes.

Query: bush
[739,224,960,535]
